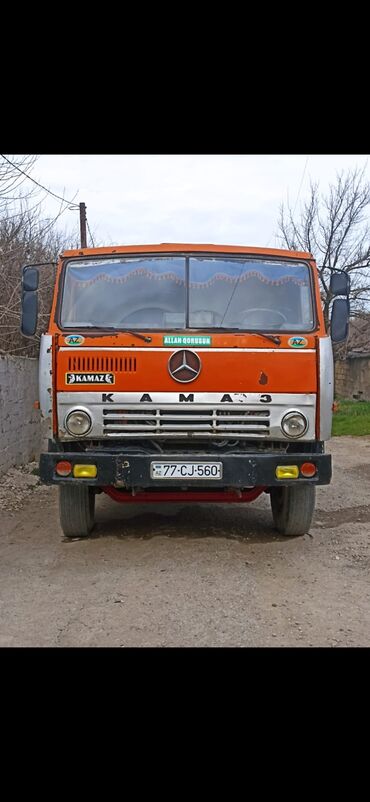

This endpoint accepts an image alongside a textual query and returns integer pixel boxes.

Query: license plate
[150,462,223,480]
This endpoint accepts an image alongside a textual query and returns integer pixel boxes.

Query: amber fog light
[56,460,72,476]
[300,462,317,478]
[276,465,299,480]
[73,464,97,478]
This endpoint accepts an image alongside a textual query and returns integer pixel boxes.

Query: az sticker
[65,334,85,346]
[66,372,115,385]
[288,336,308,349]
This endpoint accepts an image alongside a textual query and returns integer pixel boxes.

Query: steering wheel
[239,308,288,326]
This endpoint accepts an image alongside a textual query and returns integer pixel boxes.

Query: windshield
[60,255,314,331]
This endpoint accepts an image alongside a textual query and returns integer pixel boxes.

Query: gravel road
[1,436,369,647]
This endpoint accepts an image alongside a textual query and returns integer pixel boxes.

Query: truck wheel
[59,485,95,538]
[270,485,316,537]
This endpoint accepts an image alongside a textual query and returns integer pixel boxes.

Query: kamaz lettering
[66,373,115,384]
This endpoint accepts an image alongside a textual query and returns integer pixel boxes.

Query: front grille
[67,356,137,373]
[102,406,270,438]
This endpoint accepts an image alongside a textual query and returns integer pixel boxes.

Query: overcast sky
[31,155,370,249]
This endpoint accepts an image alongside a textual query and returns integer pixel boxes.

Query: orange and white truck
[21,243,350,538]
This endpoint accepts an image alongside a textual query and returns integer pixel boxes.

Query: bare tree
[0,155,51,235]
[0,208,70,356]
[0,155,83,356]
[278,167,370,329]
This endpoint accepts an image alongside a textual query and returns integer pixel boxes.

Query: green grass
[332,399,370,436]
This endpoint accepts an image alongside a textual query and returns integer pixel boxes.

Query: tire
[270,484,316,537]
[59,484,95,538]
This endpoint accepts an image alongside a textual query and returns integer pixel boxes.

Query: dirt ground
[0,436,369,647]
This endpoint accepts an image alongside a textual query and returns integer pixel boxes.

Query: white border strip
[58,391,316,406]
[61,347,315,354]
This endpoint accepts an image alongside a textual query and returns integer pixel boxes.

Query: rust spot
[259,372,268,385]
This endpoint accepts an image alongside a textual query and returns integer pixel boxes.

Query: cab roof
[61,243,314,260]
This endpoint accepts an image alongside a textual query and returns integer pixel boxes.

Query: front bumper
[40,449,332,488]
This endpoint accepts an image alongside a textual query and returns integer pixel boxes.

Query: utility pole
[79,202,87,248]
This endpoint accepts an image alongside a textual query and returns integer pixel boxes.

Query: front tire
[59,485,95,538]
[270,484,316,537]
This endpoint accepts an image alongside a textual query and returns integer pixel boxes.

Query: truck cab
[21,243,350,538]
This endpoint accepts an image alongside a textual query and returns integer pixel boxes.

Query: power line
[265,157,310,247]
[265,230,277,248]
[292,155,309,217]
[0,154,79,208]
[86,218,95,247]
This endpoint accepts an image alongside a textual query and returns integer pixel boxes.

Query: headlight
[281,411,308,438]
[65,409,92,437]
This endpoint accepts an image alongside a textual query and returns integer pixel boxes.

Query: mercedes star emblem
[168,349,202,383]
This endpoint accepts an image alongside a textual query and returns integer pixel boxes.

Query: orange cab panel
[57,347,317,394]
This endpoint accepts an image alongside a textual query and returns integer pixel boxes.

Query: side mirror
[21,291,38,337]
[22,265,39,292]
[330,270,350,297]
[21,265,39,337]
[331,297,349,343]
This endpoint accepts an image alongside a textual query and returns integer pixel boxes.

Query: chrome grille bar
[102,405,270,438]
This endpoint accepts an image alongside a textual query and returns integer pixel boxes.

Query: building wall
[335,356,370,400]
[0,356,41,476]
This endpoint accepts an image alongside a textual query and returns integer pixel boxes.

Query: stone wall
[0,356,41,477]
[335,355,370,400]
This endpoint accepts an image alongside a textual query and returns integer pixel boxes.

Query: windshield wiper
[246,331,281,345]
[121,329,152,342]
[71,324,152,343]
[216,328,281,345]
